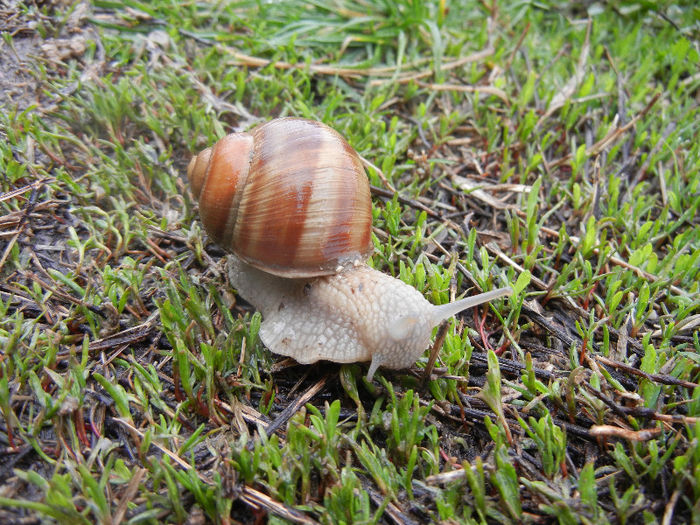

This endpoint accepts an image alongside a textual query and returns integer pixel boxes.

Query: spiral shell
[188,118,374,278]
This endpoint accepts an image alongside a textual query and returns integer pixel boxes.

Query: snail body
[228,256,510,379]
[189,118,510,379]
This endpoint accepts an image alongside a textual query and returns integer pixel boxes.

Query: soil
[0,0,92,113]
[0,4,44,112]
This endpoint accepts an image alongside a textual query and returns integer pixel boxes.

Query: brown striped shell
[187,118,374,278]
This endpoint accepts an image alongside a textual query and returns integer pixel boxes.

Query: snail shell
[188,118,373,278]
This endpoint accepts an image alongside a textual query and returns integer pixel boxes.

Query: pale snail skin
[189,118,511,380]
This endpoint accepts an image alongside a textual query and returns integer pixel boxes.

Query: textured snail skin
[189,118,373,278]
[228,256,511,380]
[228,256,432,380]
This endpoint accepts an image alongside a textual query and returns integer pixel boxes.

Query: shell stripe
[198,134,253,249]
[234,121,317,269]
[235,119,372,275]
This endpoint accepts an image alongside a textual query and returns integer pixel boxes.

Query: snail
[188,118,511,380]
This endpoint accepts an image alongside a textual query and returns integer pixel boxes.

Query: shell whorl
[189,118,374,277]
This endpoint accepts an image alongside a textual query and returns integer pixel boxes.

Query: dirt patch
[0,31,44,112]
[0,0,93,112]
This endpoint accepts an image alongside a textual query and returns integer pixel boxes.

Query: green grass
[1,0,699,523]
